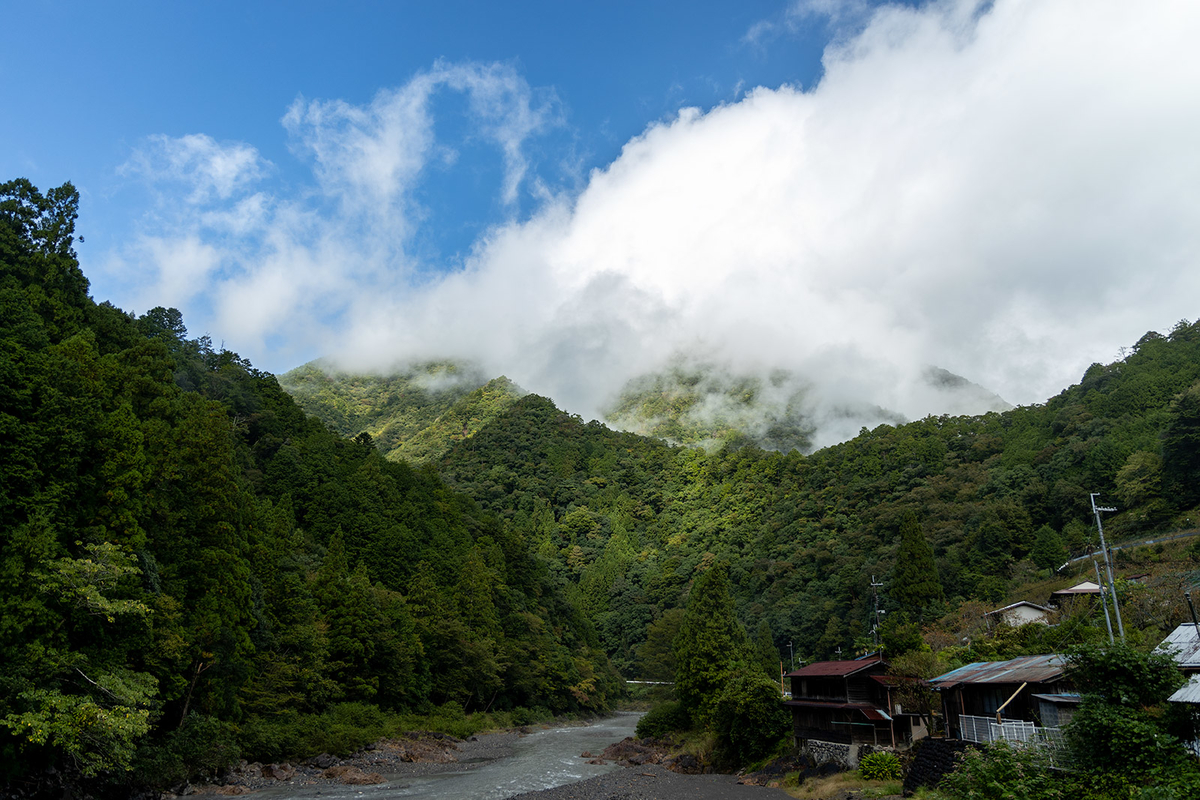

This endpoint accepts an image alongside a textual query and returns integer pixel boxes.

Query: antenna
[870,575,885,654]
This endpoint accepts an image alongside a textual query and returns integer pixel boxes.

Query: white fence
[959,714,1064,749]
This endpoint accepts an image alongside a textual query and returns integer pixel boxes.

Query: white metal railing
[959,715,1063,748]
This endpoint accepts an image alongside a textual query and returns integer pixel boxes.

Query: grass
[235,701,564,762]
[781,771,948,799]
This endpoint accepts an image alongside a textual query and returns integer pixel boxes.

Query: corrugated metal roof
[1031,693,1082,705]
[1157,624,1200,669]
[929,655,1066,688]
[1169,675,1200,704]
[786,659,886,678]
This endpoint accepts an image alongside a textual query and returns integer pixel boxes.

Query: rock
[260,763,295,780]
[587,758,607,765]
[213,786,253,796]
[309,753,338,769]
[322,765,385,785]
[580,750,595,758]
[664,753,705,775]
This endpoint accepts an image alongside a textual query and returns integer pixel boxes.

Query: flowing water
[256,713,641,800]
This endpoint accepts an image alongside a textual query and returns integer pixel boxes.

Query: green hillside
[435,319,1200,673]
[6,177,1200,794]
[0,180,615,794]
[279,361,525,463]
[603,358,819,453]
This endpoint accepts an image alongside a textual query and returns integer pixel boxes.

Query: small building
[983,601,1052,629]
[1167,675,1200,757]
[1156,623,1200,675]
[1048,581,1102,606]
[930,654,1072,744]
[784,657,927,767]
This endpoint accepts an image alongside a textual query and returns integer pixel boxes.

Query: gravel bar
[508,763,792,800]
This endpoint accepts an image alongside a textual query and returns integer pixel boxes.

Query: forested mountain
[430,319,1200,674]
[279,361,525,464]
[5,177,1200,791]
[603,357,1011,454]
[0,180,617,790]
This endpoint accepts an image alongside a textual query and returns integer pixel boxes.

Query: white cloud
[107,1,1200,448]
[119,133,268,204]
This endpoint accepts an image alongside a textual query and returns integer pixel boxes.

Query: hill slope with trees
[0,180,617,794]
[6,177,1200,793]
[431,317,1200,672]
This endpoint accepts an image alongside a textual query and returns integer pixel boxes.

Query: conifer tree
[891,512,943,619]
[673,563,749,724]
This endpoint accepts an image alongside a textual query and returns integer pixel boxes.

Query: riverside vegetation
[4,179,1200,797]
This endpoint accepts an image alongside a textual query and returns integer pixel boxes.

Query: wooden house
[929,654,1075,743]
[784,657,928,766]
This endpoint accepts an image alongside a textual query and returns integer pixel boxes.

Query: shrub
[939,742,1066,800]
[132,713,240,789]
[859,751,902,781]
[710,671,789,767]
[636,700,690,739]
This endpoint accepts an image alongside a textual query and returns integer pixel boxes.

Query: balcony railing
[959,714,1064,749]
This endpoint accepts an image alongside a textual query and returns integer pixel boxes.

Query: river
[254,713,641,800]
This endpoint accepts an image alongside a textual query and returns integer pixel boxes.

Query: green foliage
[673,564,749,724]
[13,176,1200,787]
[710,671,789,767]
[880,611,925,658]
[131,713,240,789]
[940,742,1067,800]
[891,512,943,619]
[859,751,902,781]
[603,357,816,453]
[278,361,524,464]
[0,179,618,787]
[2,674,156,778]
[635,700,691,738]
[636,609,683,681]
[1029,524,1068,572]
[1065,701,1185,778]
[1161,381,1200,511]
[1064,641,1184,707]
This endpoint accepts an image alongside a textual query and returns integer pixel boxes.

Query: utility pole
[1090,493,1125,641]
[788,641,794,672]
[870,575,885,655]
[1094,560,1114,644]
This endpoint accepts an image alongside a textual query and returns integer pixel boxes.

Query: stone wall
[901,738,973,796]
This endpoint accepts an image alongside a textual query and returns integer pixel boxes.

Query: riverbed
[252,713,641,800]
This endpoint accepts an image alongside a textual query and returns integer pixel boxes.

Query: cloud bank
[104,0,1200,447]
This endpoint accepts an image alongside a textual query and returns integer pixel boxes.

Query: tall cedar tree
[891,512,943,619]
[673,563,749,724]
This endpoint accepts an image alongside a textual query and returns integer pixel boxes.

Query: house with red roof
[784,657,930,767]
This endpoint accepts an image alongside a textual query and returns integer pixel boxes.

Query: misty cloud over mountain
[103,0,1200,448]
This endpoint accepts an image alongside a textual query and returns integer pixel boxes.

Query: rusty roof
[786,659,887,678]
[929,654,1067,689]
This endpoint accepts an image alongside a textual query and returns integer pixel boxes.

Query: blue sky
[4,1,832,266]
[4,1,1200,444]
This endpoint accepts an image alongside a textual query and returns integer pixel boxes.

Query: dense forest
[4,177,1200,794]
[0,180,618,792]
[430,320,1200,673]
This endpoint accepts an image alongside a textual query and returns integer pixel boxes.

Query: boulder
[322,765,385,785]
[260,763,295,781]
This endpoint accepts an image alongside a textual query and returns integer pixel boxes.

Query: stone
[322,765,385,785]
